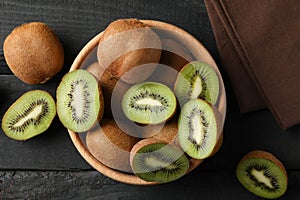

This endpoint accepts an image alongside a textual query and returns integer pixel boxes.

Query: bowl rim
[68,19,226,185]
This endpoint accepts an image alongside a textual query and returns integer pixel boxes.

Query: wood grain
[0,170,299,199]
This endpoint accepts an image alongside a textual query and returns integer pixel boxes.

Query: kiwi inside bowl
[67,19,226,185]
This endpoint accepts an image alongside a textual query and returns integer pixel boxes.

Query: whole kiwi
[3,22,64,84]
[87,62,130,117]
[97,19,161,84]
[86,118,139,173]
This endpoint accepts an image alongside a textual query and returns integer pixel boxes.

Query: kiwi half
[174,61,219,106]
[122,82,176,124]
[178,99,218,159]
[56,69,104,132]
[2,90,56,140]
[130,138,189,183]
[236,150,288,199]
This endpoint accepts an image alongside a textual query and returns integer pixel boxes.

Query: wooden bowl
[68,20,226,185]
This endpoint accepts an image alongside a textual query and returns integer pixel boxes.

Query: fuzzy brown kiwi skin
[3,22,64,84]
[160,39,192,72]
[97,19,161,84]
[86,118,140,173]
[149,39,193,88]
[239,150,288,179]
[87,62,129,117]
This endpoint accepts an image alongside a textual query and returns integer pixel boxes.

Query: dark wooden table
[0,0,299,199]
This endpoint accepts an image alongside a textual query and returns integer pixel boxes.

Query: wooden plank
[0,170,299,199]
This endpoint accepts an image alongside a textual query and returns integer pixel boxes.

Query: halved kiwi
[178,99,218,159]
[56,69,104,132]
[236,150,288,199]
[2,90,56,140]
[130,138,190,183]
[174,61,219,106]
[122,82,176,124]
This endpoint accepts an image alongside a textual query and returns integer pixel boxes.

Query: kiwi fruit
[2,90,56,140]
[97,19,161,84]
[130,138,190,183]
[3,22,64,84]
[56,69,104,132]
[160,39,192,72]
[146,39,192,88]
[178,99,218,159]
[152,121,179,145]
[174,61,219,106]
[87,62,130,117]
[86,119,139,173]
[236,150,288,199]
[122,82,176,124]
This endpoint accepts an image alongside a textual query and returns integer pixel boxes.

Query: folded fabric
[204,0,300,129]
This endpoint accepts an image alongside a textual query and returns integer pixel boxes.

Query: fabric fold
[204,0,300,129]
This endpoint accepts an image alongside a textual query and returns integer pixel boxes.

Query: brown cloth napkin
[204,0,300,129]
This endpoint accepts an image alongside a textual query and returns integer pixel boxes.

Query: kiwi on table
[3,22,64,84]
[174,61,219,107]
[86,119,139,173]
[130,138,190,183]
[56,69,104,132]
[178,99,219,159]
[122,82,176,124]
[97,18,161,84]
[2,90,56,140]
[236,150,288,199]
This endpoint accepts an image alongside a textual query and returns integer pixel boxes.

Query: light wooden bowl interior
[68,20,226,185]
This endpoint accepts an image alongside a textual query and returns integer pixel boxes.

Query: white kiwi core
[191,115,205,144]
[191,76,202,99]
[71,81,87,118]
[14,105,43,127]
[252,169,273,188]
[136,98,162,106]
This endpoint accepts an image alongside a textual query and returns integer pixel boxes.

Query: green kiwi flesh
[174,61,219,106]
[2,90,56,140]
[131,142,189,183]
[56,69,102,132]
[178,99,217,159]
[236,150,288,199]
[122,82,176,124]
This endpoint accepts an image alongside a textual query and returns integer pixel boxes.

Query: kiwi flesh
[3,22,64,84]
[178,99,218,159]
[122,82,176,124]
[56,69,104,132]
[97,19,161,84]
[86,119,139,173]
[2,90,56,140]
[174,61,219,106]
[236,150,288,199]
[130,138,190,183]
